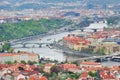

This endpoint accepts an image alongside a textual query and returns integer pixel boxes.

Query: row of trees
[107,16,120,26]
[5,60,37,65]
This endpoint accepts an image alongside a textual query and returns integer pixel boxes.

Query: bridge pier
[80,29,84,32]
[23,44,26,48]
[39,44,42,48]
[93,29,97,32]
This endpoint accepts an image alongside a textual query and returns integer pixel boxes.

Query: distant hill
[0,18,72,41]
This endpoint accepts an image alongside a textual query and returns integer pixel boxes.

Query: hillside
[0,18,72,41]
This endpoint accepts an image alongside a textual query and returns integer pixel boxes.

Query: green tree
[13,60,17,64]
[8,48,14,53]
[69,73,80,79]
[33,61,37,64]
[5,61,12,64]
[21,60,26,64]
[28,60,33,65]
[28,60,37,65]
[100,47,105,55]
[0,48,3,52]
[71,61,79,66]
[0,18,72,41]
[2,42,11,52]
[88,71,97,77]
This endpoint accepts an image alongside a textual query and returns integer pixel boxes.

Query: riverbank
[55,41,102,57]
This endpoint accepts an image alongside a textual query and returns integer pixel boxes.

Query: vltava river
[13,22,120,66]
[13,30,81,62]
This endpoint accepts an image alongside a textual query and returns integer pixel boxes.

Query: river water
[13,22,120,66]
[13,30,81,62]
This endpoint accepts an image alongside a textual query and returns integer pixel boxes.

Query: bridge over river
[71,52,120,62]
[11,42,54,48]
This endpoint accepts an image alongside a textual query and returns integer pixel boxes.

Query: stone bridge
[11,42,54,48]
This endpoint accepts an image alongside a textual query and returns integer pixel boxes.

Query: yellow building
[88,42,120,54]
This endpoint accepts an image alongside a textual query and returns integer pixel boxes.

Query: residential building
[0,52,39,63]
[63,34,91,51]
[80,62,102,68]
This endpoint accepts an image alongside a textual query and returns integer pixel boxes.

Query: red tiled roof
[64,35,91,45]
[39,76,48,80]
[0,52,38,57]
[100,72,115,79]
[61,63,77,70]
[81,62,101,65]
[80,72,89,78]
[30,76,36,80]
[19,78,25,80]
[103,67,110,71]
[112,66,120,71]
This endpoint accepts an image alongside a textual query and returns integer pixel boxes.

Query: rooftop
[81,62,101,65]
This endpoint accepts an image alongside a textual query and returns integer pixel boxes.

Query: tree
[2,42,11,52]
[5,61,12,64]
[72,61,79,66]
[28,60,33,65]
[33,61,37,64]
[69,72,80,79]
[8,48,14,53]
[17,51,21,53]
[39,67,44,73]
[0,18,72,41]
[0,48,3,52]
[21,60,26,64]
[44,72,52,78]
[38,54,40,59]
[28,60,37,65]
[100,47,105,55]
[13,60,17,64]
[88,71,97,77]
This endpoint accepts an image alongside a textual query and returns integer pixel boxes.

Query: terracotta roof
[112,66,120,71]
[19,78,25,80]
[103,67,110,71]
[81,62,101,65]
[12,72,20,77]
[64,35,91,45]
[80,72,89,78]
[30,76,36,80]
[38,76,48,80]
[100,72,115,79]
[0,52,38,57]
[61,63,77,70]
